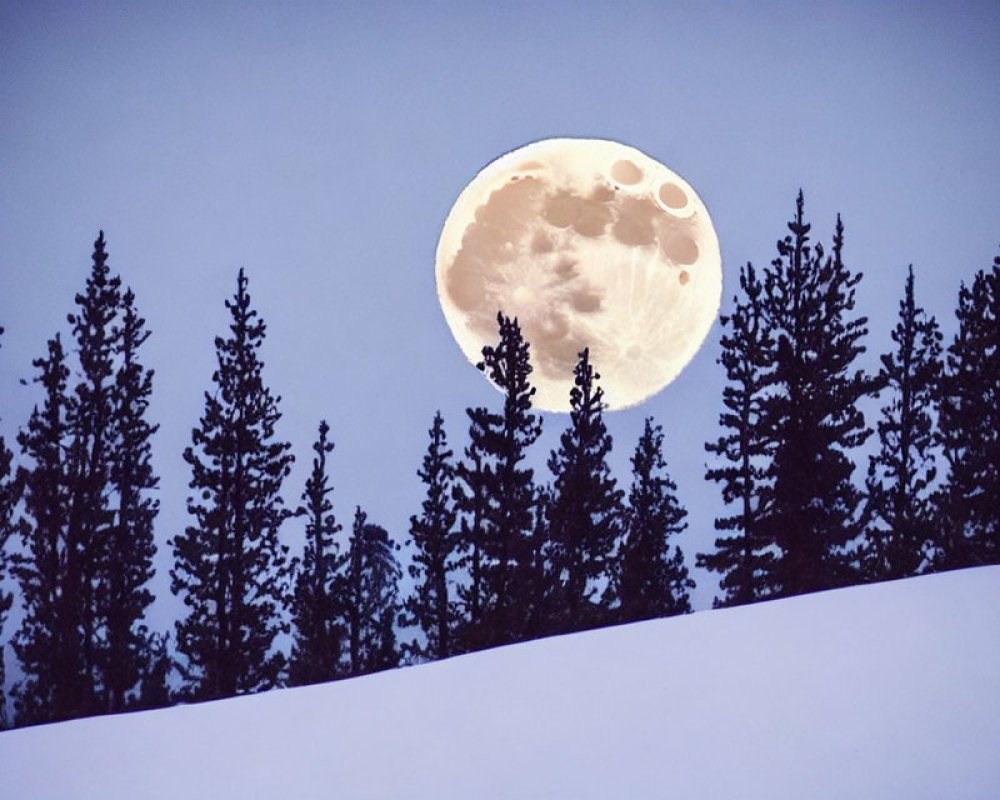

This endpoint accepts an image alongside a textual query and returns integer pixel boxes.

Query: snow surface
[2,566,998,799]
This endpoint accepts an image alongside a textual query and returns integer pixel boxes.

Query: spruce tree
[402,411,460,662]
[698,262,778,607]
[171,268,295,700]
[344,507,401,677]
[618,417,693,622]
[289,420,346,686]
[934,253,1000,568]
[12,232,160,722]
[99,287,159,712]
[759,192,873,597]
[11,335,79,724]
[545,348,623,634]
[862,266,943,581]
[454,313,542,650]
[0,325,22,728]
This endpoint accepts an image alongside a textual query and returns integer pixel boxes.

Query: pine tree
[862,266,943,581]
[759,192,873,597]
[11,334,79,724]
[454,313,542,651]
[698,262,778,607]
[344,507,401,677]
[171,268,295,701]
[12,232,160,723]
[401,411,460,662]
[618,417,693,622]
[0,325,23,728]
[289,420,346,686]
[545,348,623,634]
[99,287,159,712]
[934,252,1000,568]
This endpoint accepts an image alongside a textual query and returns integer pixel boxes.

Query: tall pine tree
[454,314,542,651]
[618,417,692,622]
[759,192,873,597]
[934,252,1000,568]
[99,286,159,713]
[13,233,160,723]
[699,262,778,607]
[401,411,460,662]
[12,334,81,724]
[862,265,943,581]
[289,420,346,686]
[171,268,295,701]
[545,348,623,634]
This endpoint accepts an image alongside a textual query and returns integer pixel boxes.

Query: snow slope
[2,566,998,799]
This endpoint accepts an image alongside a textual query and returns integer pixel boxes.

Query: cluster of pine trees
[0,193,997,730]
[699,192,999,604]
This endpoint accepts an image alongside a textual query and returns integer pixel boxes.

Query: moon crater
[436,138,722,412]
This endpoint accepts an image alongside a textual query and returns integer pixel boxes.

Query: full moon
[435,138,722,412]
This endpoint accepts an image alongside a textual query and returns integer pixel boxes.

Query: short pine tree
[289,421,346,686]
[862,265,943,580]
[545,348,623,634]
[618,418,693,622]
[934,253,1000,568]
[699,262,778,607]
[344,507,401,677]
[402,411,460,662]
[0,325,22,728]
[171,269,295,700]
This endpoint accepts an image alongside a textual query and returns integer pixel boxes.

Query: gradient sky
[2,1,998,640]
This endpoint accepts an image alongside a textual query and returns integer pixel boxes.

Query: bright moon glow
[435,138,722,412]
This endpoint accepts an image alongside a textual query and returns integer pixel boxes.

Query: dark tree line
[698,193,1000,605]
[1,214,997,729]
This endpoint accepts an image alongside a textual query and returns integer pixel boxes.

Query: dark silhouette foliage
[544,348,623,634]
[0,325,23,728]
[289,420,346,686]
[454,313,542,651]
[171,268,294,701]
[699,262,778,606]
[344,507,401,677]
[758,193,874,597]
[12,233,159,725]
[618,417,693,622]
[934,251,1000,568]
[401,411,461,662]
[862,266,943,580]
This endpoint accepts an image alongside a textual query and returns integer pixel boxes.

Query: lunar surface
[435,138,722,412]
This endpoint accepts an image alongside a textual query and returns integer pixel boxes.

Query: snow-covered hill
[2,566,998,799]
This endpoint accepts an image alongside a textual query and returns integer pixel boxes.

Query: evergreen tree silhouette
[699,262,778,606]
[934,252,1000,568]
[11,334,78,724]
[344,507,401,677]
[759,193,873,596]
[618,417,693,622]
[12,233,160,723]
[862,265,943,580]
[289,420,346,686]
[0,325,23,728]
[454,313,542,650]
[545,348,622,634]
[100,286,159,713]
[171,268,294,701]
[402,411,460,662]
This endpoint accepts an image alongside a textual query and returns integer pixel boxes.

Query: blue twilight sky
[1,1,998,631]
